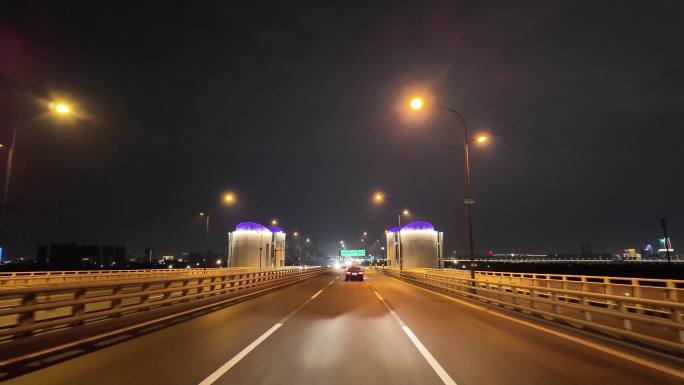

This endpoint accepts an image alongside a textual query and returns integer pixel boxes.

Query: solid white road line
[310,281,333,299]
[381,273,684,380]
[198,323,283,385]
[401,326,458,385]
[369,284,458,385]
[198,280,334,385]
[310,289,324,299]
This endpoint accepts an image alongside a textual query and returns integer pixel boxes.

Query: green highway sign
[340,249,366,257]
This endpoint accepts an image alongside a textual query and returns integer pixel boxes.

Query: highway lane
[0,273,336,385]
[2,269,682,385]
[366,269,683,385]
[201,269,681,385]
[207,270,445,385]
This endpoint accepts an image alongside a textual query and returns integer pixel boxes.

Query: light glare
[223,192,236,204]
[49,102,72,115]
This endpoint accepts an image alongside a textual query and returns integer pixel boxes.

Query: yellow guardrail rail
[381,267,684,353]
[0,267,325,341]
[420,268,684,302]
[0,267,267,287]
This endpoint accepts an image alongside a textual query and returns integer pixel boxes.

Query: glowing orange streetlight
[223,192,236,204]
[409,97,424,111]
[49,102,72,115]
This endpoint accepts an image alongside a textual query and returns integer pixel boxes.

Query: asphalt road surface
[2,270,682,385]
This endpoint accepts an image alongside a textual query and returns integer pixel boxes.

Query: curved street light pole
[1,125,19,219]
[199,211,210,239]
[441,107,476,280]
[367,220,386,264]
[373,193,411,269]
[1,102,74,251]
[385,196,404,270]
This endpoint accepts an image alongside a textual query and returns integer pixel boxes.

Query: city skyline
[1,1,682,258]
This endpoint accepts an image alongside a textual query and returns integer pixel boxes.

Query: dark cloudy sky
[1,1,682,258]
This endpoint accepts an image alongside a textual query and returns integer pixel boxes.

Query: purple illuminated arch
[235,222,270,232]
[388,226,400,233]
[401,221,435,231]
[269,226,283,233]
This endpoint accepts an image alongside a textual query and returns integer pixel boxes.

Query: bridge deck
[1,270,681,385]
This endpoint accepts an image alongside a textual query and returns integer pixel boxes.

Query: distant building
[227,222,276,268]
[76,245,101,264]
[102,246,126,266]
[580,243,592,258]
[385,227,399,267]
[36,245,48,264]
[144,247,154,263]
[644,243,654,256]
[285,242,299,265]
[386,221,443,268]
[269,226,286,268]
[49,244,79,266]
[622,248,641,261]
[658,237,674,254]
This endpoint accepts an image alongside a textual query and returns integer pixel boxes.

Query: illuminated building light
[400,221,435,232]
[235,222,271,232]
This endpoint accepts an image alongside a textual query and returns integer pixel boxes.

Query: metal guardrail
[445,258,683,264]
[381,268,684,353]
[0,267,325,340]
[420,268,684,303]
[0,267,264,287]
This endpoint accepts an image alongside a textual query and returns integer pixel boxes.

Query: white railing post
[618,300,632,332]
[667,281,679,302]
[16,291,37,336]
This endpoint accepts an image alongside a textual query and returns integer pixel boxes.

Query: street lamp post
[258,228,263,269]
[2,125,19,219]
[305,237,311,265]
[446,107,476,280]
[1,101,74,250]
[293,231,300,265]
[367,220,386,263]
[199,212,210,239]
[409,97,488,280]
[373,193,409,270]
[198,192,236,257]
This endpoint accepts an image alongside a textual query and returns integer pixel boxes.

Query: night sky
[1,1,682,258]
